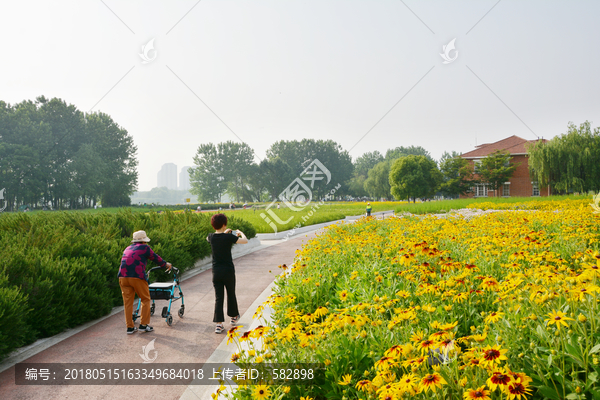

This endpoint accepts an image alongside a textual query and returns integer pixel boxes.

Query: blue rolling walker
[132,266,184,326]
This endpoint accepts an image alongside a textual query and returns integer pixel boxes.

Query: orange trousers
[119,277,151,328]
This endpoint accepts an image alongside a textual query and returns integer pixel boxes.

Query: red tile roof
[461,135,547,158]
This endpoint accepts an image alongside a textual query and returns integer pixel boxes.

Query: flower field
[226,199,600,399]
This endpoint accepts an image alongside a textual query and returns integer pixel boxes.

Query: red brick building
[460,135,550,198]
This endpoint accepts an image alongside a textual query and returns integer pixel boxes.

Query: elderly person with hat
[118,230,172,334]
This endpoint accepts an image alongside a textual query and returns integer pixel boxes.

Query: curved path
[0,233,316,400]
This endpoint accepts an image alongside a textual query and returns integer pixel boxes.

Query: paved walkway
[0,233,316,400]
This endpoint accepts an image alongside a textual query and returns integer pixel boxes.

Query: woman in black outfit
[207,213,248,333]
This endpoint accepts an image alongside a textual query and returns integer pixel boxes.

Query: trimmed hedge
[0,209,255,360]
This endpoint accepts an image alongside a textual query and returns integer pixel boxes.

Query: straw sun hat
[131,230,151,243]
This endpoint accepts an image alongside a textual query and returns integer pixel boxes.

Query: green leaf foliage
[528,121,600,194]
[389,155,442,202]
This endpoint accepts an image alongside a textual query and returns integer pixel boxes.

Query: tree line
[189,139,353,202]
[0,97,138,211]
[192,136,571,203]
[3,94,593,211]
[189,140,485,203]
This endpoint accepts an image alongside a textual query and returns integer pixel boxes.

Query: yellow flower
[252,384,271,400]
[355,379,374,392]
[545,310,574,330]
[410,330,425,343]
[463,386,491,400]
[338,373,352,385]
[226,326,241,345]
[339,290,349,301]
[506,378,533,399]
[484,311,504,324]
[419,372,447,393]
[480,344,509,366]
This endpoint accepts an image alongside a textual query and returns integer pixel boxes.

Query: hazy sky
[2,0,599,191]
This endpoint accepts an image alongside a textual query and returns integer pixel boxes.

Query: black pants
[212,267,239,323]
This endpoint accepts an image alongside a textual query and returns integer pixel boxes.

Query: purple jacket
[118,243,167,281]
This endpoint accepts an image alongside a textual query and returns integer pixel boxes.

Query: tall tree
[354,151,385,178]
[476,150,519,193]
[439,152,474,198]
[0,97,137,210]
[389,155,442,202]
[258,158,295,200]
[189,143,226,202]
[266,139,352,199]
[348,151,384,197]
[364,161,392,200]
[219,141,255,202]
[86,112,138,207]
[528,121,600,194]
[386,145,432,162]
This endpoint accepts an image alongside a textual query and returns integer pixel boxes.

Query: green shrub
[0,273,30,359]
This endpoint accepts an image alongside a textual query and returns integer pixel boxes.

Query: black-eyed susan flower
[396,372,419,395]
[226,326,241,345]
[545,309,574,330]
[419,372,447,393]
[487,369,512,391]
[463,386,491,399]
[480,344,508,366]
[252,384,270,399]
[484,311,504,324]
[506,378,533,399]
[418,339,438,353]
[410,330,425,343]
[355,379,374,392]
[339,290,349,301]
[338,373,352,385]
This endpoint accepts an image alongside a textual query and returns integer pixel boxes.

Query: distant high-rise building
[179,166,191,191]
[157,163,178,190]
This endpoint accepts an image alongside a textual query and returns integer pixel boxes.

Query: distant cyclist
[366,202,372,217]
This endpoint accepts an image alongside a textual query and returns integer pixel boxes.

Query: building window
[532,182,540,196]
[475,184,488,197]
[502,183,510,197]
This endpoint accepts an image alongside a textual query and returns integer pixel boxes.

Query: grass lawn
[393,194,592,214]
[218,202,402,233]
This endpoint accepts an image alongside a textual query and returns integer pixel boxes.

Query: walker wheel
[167,315,173,326]
[178,307,184,318]
[132,313,138,322]
[150,305,155,316]
[161,306,168,318]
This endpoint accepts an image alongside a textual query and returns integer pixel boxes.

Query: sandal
[215,324,225,334]
[231,315,240,325]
